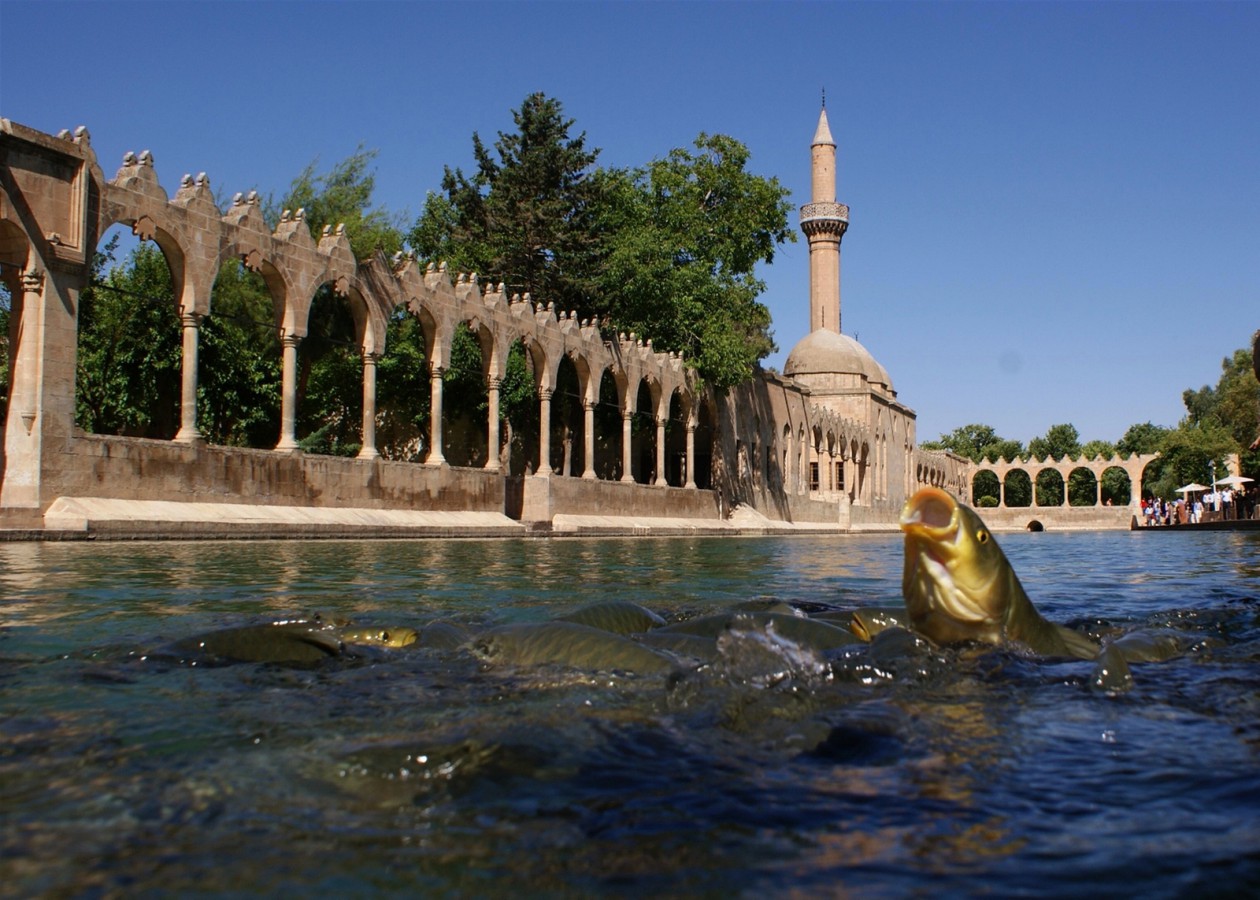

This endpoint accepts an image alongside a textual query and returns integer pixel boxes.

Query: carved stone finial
[280,209,292,222]
[334,223,346,235]
[123,151,136,166]
[181,173,193,187]
[321,224,333,236]
[233,192,244,206]
[138,150,153,166]
[195,172,209,186]
[294,207,305,220]
[73,126,90,145]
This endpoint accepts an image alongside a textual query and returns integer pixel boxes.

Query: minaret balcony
[799,202,850,236]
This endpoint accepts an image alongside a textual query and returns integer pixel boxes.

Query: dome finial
[821,87,826,109]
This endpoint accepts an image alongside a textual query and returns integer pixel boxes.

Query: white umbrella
[1215,475,1254,487]
[1176,483,1209,493]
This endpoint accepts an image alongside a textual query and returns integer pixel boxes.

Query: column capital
[21,268,44,293]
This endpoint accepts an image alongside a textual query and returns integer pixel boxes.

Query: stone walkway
[0,496,867,541]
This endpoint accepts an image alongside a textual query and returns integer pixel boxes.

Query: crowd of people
[1140,486,1257,526]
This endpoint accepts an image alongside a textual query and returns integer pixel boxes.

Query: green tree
[1028,423,1081,462]
[197,260,282,448]
[1183,348,1259,458]
[274,151,407,456]
[410,92,603,312]
[412,95,795,389]
[1117,421,1168,457]
[921,423,1025,463]
[272,147,406,259]
[593,134,794,386]
[75,238,182,438]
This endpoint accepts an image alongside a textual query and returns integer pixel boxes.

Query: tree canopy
[411,94,794,388]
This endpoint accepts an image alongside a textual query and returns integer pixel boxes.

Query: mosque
[782,104,919,508]
[0,105,978,536]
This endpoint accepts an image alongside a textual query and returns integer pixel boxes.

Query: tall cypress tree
[410,93,603,312]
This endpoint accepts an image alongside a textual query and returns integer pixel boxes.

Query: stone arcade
[0,109,1147,537]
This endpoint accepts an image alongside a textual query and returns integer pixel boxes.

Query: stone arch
[633,377,657,484]
[552,352,584,477]
[1101,465,1132,506]
[594,366,623,481]
[1035,467,1066,507]
[1068,465,1099,506]
[973,469,1001,507]
[0,219,32,427]
[665,388,689,487]
[292,279,369,456]
[76,222,183,440]
[1004,469,1032,507]
[694,392,716,491]
[443,320,492,468]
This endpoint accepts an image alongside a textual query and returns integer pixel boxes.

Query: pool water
[1,531,1258,896]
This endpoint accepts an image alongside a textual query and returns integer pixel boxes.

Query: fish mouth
[900,488,992,625]
[900,487,960,540]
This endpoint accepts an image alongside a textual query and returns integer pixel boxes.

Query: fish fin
[1055,625,1101,661]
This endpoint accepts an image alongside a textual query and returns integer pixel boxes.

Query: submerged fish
[899,487,1097,660]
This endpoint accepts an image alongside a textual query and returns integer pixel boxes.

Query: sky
[2,1,1257,446]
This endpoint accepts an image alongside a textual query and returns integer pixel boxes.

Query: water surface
[2,531,1257,896]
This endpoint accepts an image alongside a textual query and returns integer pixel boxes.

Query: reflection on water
[1,532,1258,896]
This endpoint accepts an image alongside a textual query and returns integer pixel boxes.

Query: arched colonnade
[9,138,709,488]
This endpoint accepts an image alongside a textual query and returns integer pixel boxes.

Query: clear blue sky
[3,1,1256,445]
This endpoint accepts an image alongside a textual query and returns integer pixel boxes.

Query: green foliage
[411,95,795,389]
[197,260,281,447]
[271,147,406,259]
[1116,421,1169,456]
[923,423,1025,463]
[76,239,181,438]
[1183,349,1259,454]
[410,92,602,311]
[592,134,794,387]
[1027,423,1080,462]
[295,289,363,457]
[972,470,1000,506]
[375,311,430,461]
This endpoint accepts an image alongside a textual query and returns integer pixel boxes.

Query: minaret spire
[800,102,849,334]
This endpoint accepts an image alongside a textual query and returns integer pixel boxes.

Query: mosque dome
[784,328,893,390]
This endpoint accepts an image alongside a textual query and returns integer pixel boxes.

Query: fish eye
[976,530,990,545]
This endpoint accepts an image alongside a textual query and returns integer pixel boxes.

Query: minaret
[799,100,849,334]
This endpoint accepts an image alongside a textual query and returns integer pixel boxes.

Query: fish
[899,487,1097,660]
[339,626,419,648]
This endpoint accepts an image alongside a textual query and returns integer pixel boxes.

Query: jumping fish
[899,487,1098,660]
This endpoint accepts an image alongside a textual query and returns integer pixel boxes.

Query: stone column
[685,421,697,489]
[998,477,1006,508]
[276,333,301,451]
[357,352,379,460]
[537,388,552,475]
[427,365,446,466]
[14,268,44,433]
[174,312,203,443]
[654,417,666,486]
[484,377,501,472]
[621,411,634,483]
[1061,472,1070,507]
[582,399,596,479]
